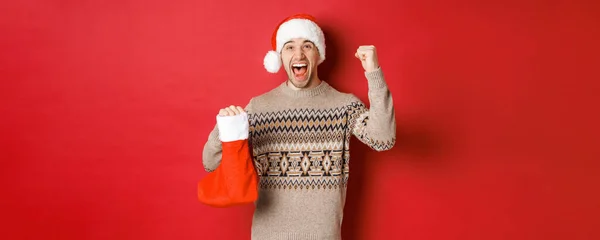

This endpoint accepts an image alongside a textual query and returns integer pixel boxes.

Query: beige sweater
[202,68,396,239]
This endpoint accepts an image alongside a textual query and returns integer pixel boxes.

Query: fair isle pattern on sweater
[249,103,395,191]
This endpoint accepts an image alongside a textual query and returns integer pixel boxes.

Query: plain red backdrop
[1,0,599,239]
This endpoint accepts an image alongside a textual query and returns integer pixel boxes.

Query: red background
[2,0,599,239]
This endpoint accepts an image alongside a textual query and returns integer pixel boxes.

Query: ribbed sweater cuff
[365,67,387,89]
[253,232,339,240]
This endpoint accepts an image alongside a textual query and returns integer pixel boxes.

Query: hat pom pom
[263,50,281,73]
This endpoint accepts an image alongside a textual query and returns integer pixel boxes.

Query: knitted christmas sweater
[202,68,396,240]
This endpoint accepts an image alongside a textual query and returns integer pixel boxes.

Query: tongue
[294,67,307,76]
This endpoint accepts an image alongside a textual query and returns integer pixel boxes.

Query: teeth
[292,63,307,67]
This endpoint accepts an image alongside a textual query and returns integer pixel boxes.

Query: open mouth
[292,63,308,80]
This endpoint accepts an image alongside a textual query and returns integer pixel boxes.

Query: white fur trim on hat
[276,19,325,63]
[263,50,281,73]
[264,18,326,73]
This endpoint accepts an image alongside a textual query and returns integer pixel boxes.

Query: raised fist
[355,45,380,73]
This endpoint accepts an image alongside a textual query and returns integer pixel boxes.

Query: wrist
[365,67,387,89]
[366,65,380,73]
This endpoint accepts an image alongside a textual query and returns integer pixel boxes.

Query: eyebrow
[283,40,314,46]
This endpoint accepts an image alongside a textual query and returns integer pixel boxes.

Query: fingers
[218,105,245,116]
[357,45,375,50]
[355,52,368,61]
[355,45,375,60]
[357,45,375,53]
[356,45,376,53]
[355,52,366,60]
[236,106,245,114]
[225,105,238,116]
[224,107,235,116]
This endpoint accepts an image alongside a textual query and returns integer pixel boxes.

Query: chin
[288,78,309,89]
[289,72,312,88]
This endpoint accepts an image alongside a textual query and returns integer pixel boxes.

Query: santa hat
[263,14,326,73]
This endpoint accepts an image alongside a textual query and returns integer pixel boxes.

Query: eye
[285,45,293,50]
[303,44,312,49]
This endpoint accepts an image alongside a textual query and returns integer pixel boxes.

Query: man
[202,13,396,239]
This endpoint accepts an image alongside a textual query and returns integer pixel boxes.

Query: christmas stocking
[197,112,258,207]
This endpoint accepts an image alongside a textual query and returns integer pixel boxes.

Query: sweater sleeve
[202,99,253,172]
[347,67,396,151]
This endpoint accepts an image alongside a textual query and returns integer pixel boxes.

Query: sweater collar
[278,80,330,98]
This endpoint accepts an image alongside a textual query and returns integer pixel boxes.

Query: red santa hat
[263,14,326,73]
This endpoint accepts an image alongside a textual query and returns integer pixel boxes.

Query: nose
[293,48,305,60]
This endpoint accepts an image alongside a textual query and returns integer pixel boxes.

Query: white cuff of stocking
[216,112,249,142]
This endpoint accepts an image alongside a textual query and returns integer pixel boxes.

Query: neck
[279,78,329,98]
[286,78,322,90]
